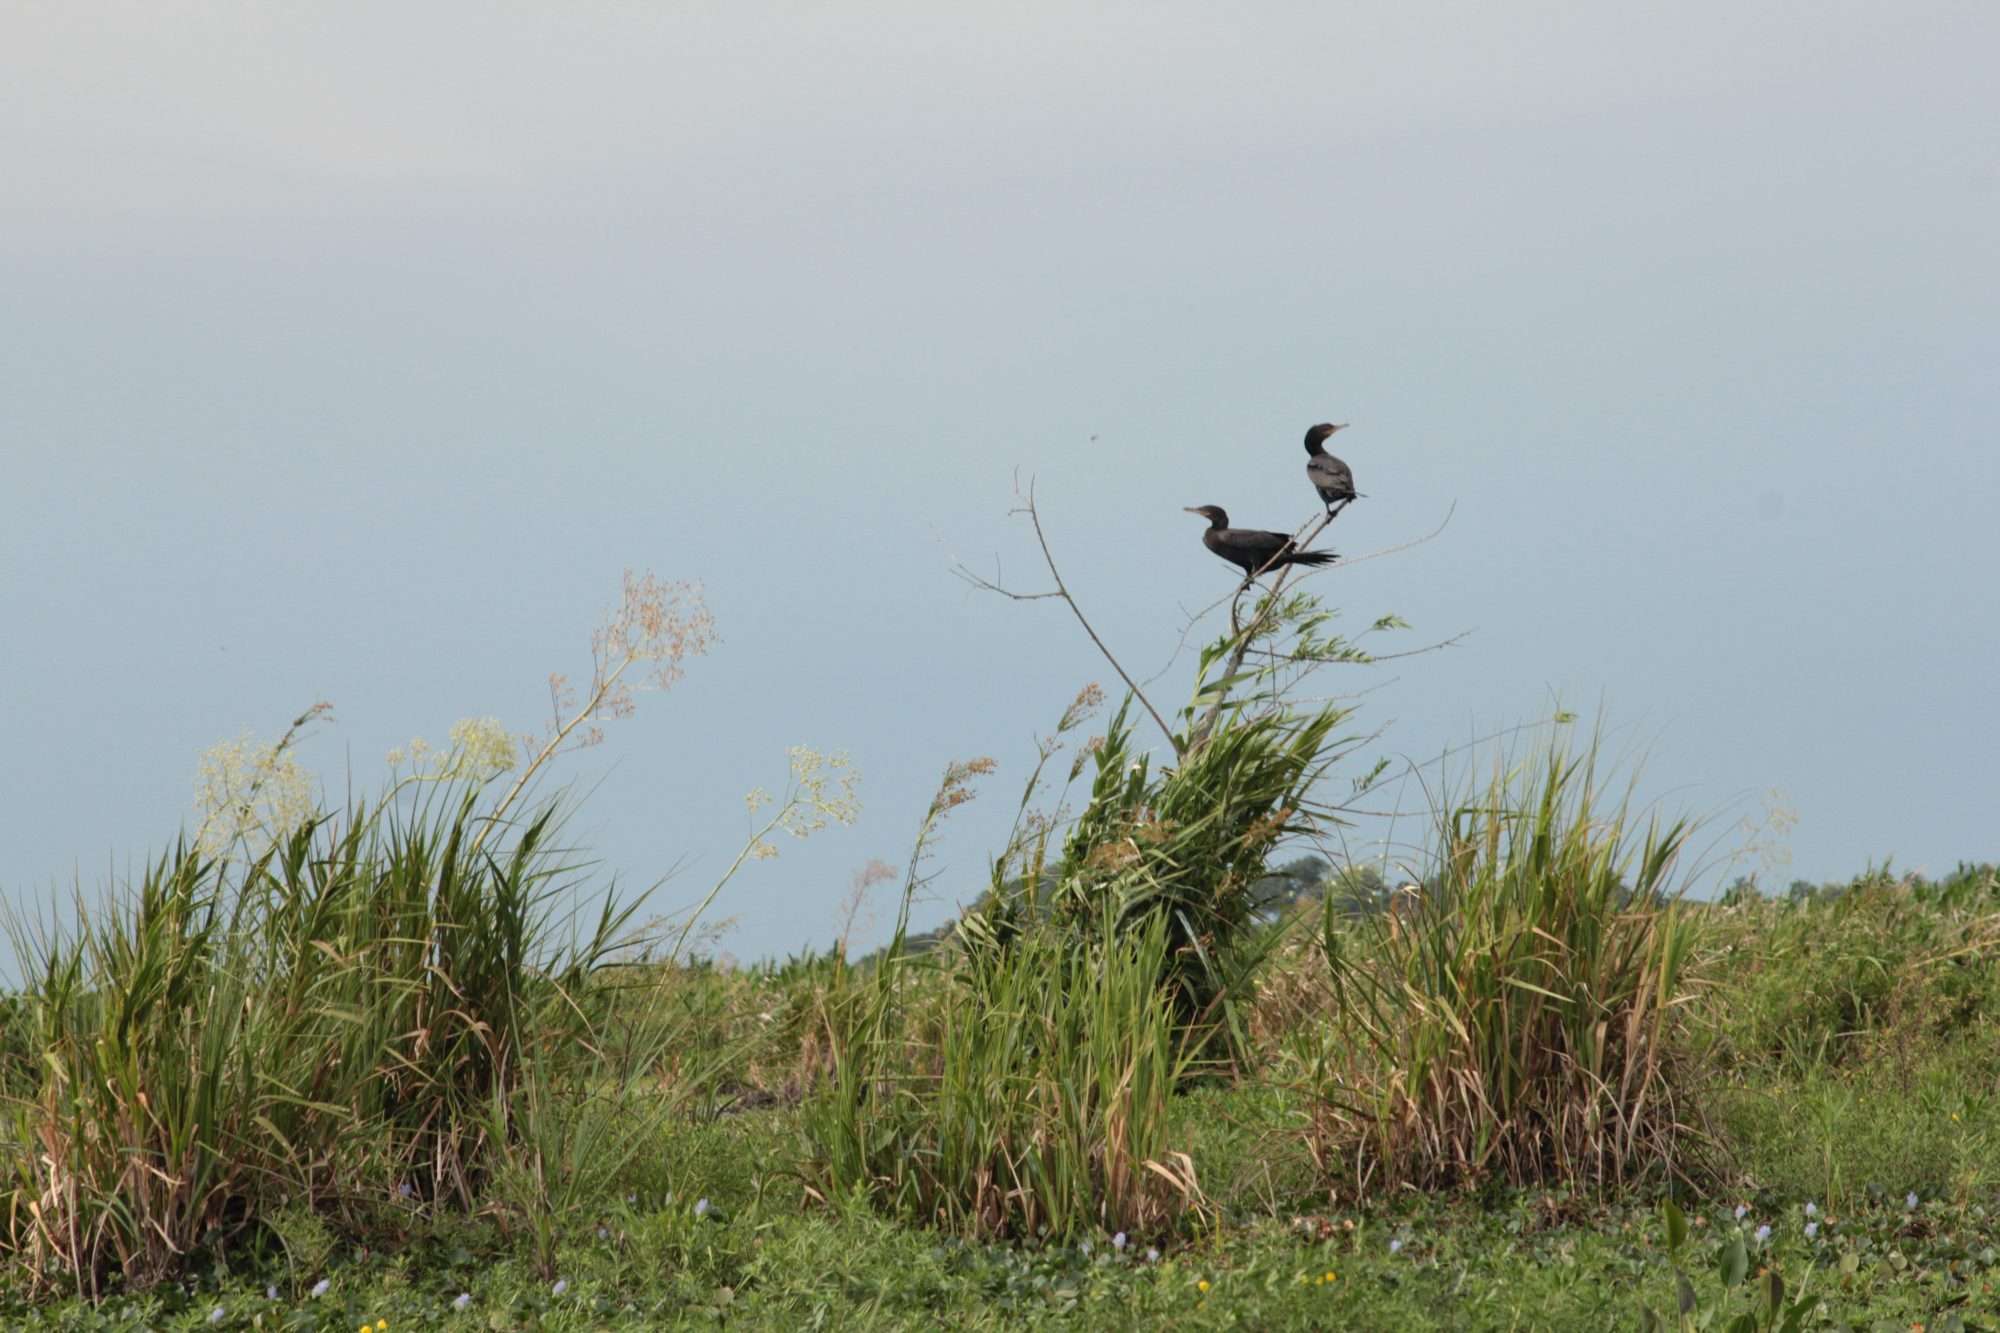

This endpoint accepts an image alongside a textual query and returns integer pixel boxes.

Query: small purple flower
[1079,1240,1092,1257]
[1803,1201,1818,1217]
[208,1308,225,1325]
[266,1286,278,1301]
[551,1278,568,1297]
[1146,1247,1161,1264]
[1804,1221,1820,1240]
[1754,1224,1772,1244]
[452,1292,472,1312]
[1112,1232,1128,1251]
[399,1181,414,1199]
[310,1280,330,1299]
[1389,1238,1404,1254]
[694,1197,711,1219]
[1733,1204,1749,1221]
[1906,1191,1920,1210]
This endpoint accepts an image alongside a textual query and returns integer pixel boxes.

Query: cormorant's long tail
[1284,549,1338,568]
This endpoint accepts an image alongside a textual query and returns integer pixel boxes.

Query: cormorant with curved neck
[1303,422,1356,514]
[1184,505,1337,586]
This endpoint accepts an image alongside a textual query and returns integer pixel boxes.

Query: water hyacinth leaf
[1675,1271,1695,1316]
[1726,1314,1759,1333]
[1761,1268,1785,1312]
[1719,1233,1749,1287]
[1662,1199,1688,1254]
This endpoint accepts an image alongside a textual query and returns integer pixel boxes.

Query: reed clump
[1304,735,1709,1196]
[0,783,629,1298]
[805,902,1206,1243]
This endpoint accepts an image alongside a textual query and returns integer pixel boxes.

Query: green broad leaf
[1675,1271,1695,1315]
[1637,1307,1664,1333]
[1719,1234,1749,1287]
[1725,1313,1759,1333]
[1661,1199,1688,1254]
[1760,1268,1784,1313]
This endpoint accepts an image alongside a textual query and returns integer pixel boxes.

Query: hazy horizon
[3,1,1995,962]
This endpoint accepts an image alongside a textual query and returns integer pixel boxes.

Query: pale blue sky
[3,1,1995,960]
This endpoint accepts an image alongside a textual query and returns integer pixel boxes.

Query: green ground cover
[7,864,1999,1331]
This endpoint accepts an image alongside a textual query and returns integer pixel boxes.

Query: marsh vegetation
[3,553,1995,1331]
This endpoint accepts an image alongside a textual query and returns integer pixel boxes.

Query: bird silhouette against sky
[1184,504,1336,588]
[1303,422,1356,515]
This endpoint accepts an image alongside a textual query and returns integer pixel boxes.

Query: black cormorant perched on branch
[1304,422,1357,514]
[1184,505,1337,586]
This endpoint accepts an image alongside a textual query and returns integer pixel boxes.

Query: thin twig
[1323,500,1457,568]
[954,478,1182,754]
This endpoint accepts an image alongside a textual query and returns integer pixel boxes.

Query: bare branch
[954,478,1183,755]
[1327,500,1457,568]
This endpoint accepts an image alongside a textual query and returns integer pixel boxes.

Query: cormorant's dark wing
[1213,528,1302,576]
[1306,453,1355,507]
[1206,526,1336,578]
[1247,531,1336,567]
[1215,529,1292,560]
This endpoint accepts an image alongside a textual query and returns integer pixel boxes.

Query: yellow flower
[1324,1270,1337,1282]
[1196,1279,1210,1293]
[445,716,518,777]
[376,1322,388,1332]
[194,731,317,857]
